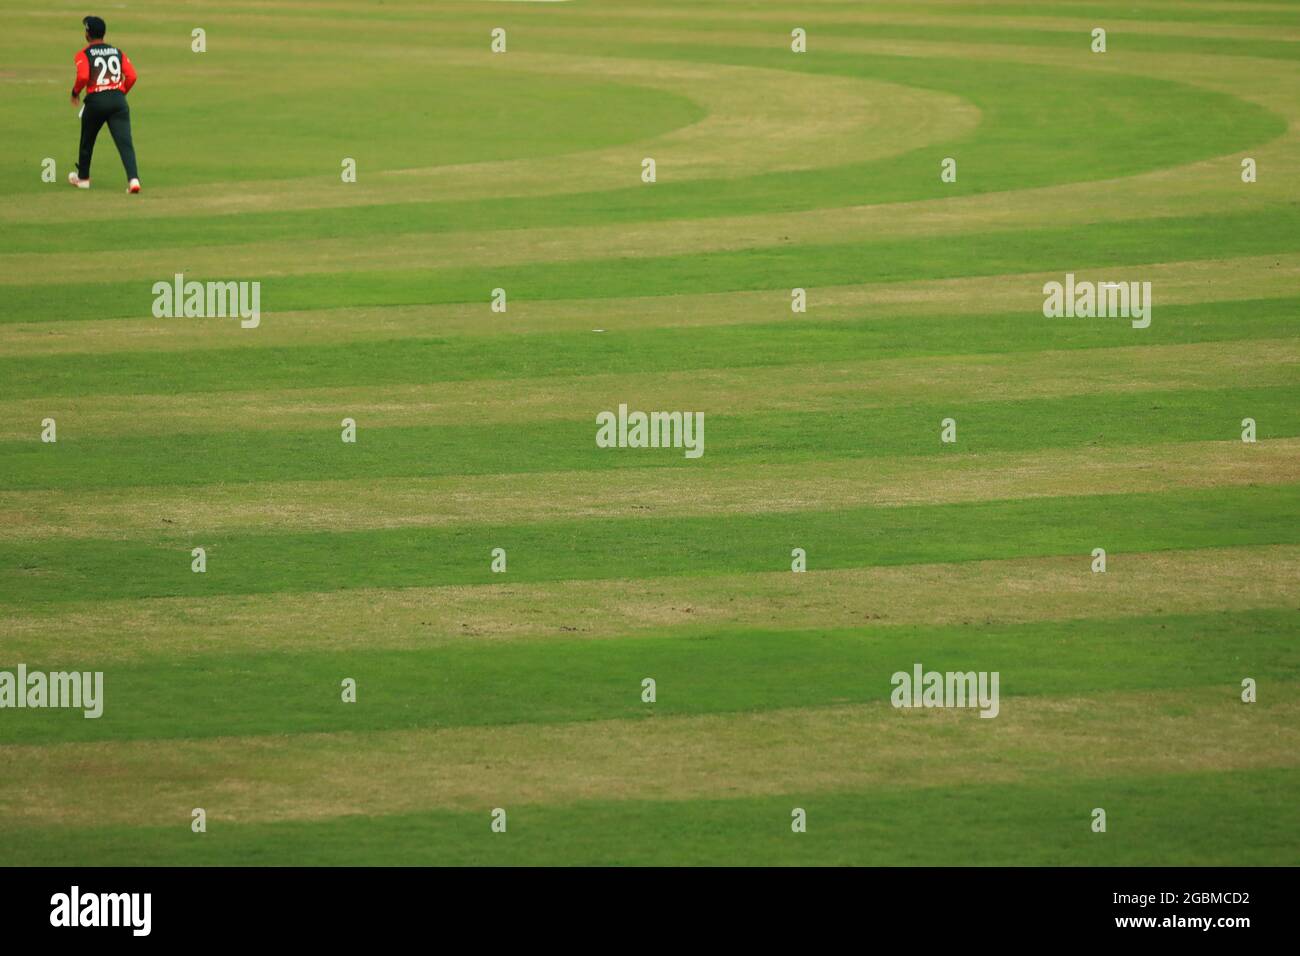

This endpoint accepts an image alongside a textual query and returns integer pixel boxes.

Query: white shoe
[128,178,141,194]
[67,171,90,189]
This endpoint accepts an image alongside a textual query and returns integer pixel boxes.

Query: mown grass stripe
[4,768,1287,866]
[4,545,1291,663]
[1,335,1295,442]
[3,484,1296,605]
[5,297,1298,403]
[5,258,1300,358]
[4,387,1293,490]
[2,688,1294,830]
[570,3,1300,39]
[4,334,1295,438]
[6,438,1293,540]
[2,610,1294,746]
[8,206,1300,323]
[533,13,1300,63]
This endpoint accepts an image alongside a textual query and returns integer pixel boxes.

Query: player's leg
[104,94,140,190]
[73,97,109,185]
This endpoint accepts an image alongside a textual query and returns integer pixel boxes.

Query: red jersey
[73,41,137,96]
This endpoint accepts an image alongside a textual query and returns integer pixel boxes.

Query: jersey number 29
[92,54,122,86]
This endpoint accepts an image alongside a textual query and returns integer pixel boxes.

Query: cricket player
[68,15,141,193]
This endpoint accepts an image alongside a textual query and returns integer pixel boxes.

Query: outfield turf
[0,0,1298,865]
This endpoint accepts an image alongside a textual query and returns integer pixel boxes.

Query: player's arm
[70,50,89,106]
[122,52,138,94]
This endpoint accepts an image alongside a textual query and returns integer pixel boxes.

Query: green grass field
[1,0,1298,866]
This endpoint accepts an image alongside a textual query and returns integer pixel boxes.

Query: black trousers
[78,90,138,181]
